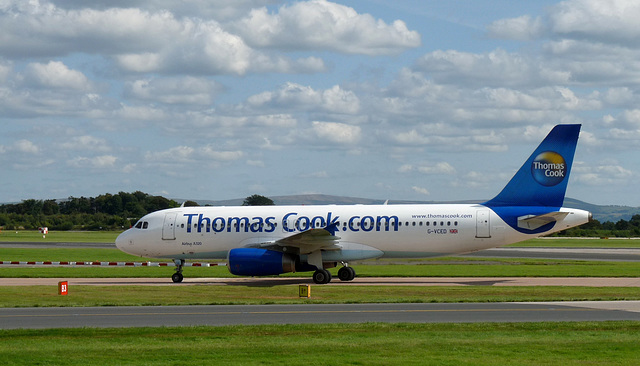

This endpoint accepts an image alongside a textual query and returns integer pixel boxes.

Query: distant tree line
[0,191,179,231]
[1,191,639,236]
[554,215,640,238]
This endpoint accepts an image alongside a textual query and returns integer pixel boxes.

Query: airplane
[115,124,591,284]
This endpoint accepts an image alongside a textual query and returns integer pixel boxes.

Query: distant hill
[179,194,639,223]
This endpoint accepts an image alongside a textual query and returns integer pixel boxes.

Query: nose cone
[115,229,134,254]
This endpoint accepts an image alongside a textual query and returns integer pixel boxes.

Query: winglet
[483,124,581,208]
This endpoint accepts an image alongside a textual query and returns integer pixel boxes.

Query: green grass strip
[1,322,639,365]
[0,230,119,243]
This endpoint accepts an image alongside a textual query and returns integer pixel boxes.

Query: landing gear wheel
[172,259,185,283]
[312,269,332,284]
[338,266,356,281]
[171,272,184,283]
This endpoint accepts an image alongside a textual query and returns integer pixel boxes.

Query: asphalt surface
[2,302,640,329]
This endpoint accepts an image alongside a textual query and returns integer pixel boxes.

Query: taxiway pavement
[2,302,640,329]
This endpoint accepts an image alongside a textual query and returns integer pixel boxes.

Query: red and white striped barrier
[0,261,225,267]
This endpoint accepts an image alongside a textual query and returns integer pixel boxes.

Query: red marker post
[58,281,68,296]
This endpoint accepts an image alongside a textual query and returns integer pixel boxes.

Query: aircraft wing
[242,225,341,254]
[517,212,569,230]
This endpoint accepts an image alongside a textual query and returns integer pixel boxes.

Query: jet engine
[228,248,297,276]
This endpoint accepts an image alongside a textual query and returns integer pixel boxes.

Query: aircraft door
[476,210,491,238]
[162,213,177,240]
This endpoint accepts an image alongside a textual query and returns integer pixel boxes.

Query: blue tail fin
[483,124,581,208]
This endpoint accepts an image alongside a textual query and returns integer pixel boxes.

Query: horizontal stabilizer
[517,212,569,230]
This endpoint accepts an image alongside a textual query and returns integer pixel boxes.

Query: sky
[1,0,640,206]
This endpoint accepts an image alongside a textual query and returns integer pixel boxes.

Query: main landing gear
[172,259,184,283]
[337,266,356,282]
[312,265,356,284]
[312,268,332,284]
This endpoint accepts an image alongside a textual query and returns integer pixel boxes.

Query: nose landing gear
[172,259,185,283]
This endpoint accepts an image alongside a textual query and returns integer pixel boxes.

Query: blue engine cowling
[228,248,297,276]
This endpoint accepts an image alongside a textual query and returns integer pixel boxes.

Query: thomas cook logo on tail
[531,151,566,187]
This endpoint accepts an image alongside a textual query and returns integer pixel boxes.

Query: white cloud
[236,0,420,55]
[58,136,110,152]
[68,155,117,168]
[146,146,194,163]
[322,85,360,114]
[573,161,633,186]
[312,121,361,144]
[23,61,91,90]
[199,146,244,161]
[487,15,545,41]
[247,83,359,114]
[115,105,166,121]
[549,0,640,46]
[13,140,39,154]
[145,145,243,164]
[390,130,435,147]
[301,171,329,178]
[417,162,456,175]
[399,162,456,175]
[246,159,265,167]
[0,1,322,75]
[252,114,297,128]
[415,49,570,87]
[54,0,274,21]
[411,186,430,195]
[125,77,222,105]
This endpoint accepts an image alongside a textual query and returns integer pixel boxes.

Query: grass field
[0,230,119,243]
[2,233,640,363]
[1,322,639,365]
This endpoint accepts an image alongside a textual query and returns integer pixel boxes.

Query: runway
[2,302,640,329]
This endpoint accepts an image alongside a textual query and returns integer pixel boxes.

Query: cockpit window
[134,221,149,229]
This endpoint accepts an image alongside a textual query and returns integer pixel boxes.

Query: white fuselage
[115,203,591,262]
